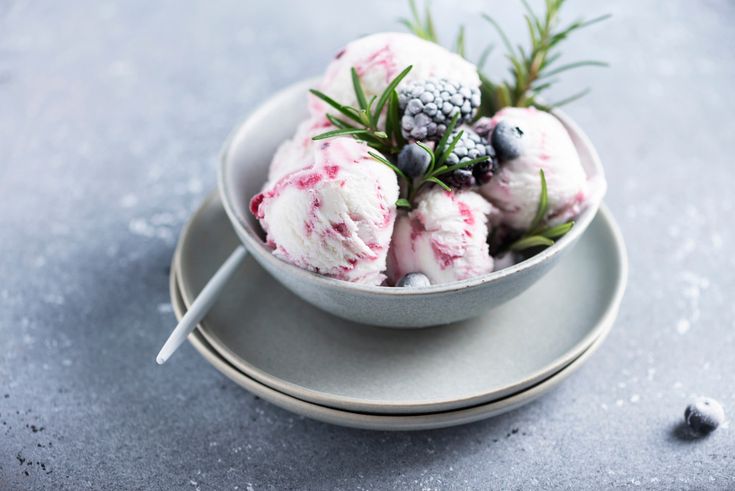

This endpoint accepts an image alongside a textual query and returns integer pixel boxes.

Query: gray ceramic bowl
[218,78,605,328]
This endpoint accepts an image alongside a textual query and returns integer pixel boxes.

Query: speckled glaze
[219,79,606,327]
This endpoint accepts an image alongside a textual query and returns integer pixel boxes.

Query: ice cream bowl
[218,78,606,328]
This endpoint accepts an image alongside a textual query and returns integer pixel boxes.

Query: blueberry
[397,144,431,178]
[396,272,431,288]
[685,397,725,434]
[491,120,524,162]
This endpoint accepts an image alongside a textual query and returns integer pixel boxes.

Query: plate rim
[171,267,617,430]
[172,193,627,414]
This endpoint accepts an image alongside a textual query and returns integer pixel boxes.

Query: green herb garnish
[401,0,610,114]
[508,169,574,251]
[310,65,412,155]
[368,112,489,204]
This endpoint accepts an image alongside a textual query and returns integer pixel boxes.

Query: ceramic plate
[172,270,616,430]
[175,194,627,414]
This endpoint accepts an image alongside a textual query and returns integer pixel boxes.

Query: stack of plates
[170,194,627,430]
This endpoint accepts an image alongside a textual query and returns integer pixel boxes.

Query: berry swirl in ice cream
[308,32,479,125]
[250,137,399,285]
[387,188,496,285]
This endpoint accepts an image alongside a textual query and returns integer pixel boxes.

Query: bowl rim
[218,77,606,296]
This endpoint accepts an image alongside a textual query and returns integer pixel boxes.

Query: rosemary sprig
[313,64,487,209]
[310,65,413,154]
[368,113,489,205]
[400,0,609,114]
[481,0,609,113]
[509,169,574,251]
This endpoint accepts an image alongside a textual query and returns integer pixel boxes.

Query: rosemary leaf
[372,65,413,124]
[540,221,574,239]
[309,89,363,124]
[312,128,374,141]
[326,114,356,129]
[528,169,548,233]
[434,156,490,176]
[351,68,368,111]
[482,14,516,57]
[454,25,466,57]
[539,60,608,79]
[434,113,460,162]
[368,151,408,180]
[548,87,591,107]
[509,235,555,251]
[415,141,435,175]
[437,129,464,168]
[426,176,451,192]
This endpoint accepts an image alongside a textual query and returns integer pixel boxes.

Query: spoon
[156,245,247,364]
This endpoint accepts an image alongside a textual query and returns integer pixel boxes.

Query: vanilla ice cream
[309,32,480,121]
[477,107,605,231]
[250,137,399,285]
[268,116,333,184]
[387,188,495,285]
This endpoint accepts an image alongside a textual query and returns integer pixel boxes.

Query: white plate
[174,194,627,414]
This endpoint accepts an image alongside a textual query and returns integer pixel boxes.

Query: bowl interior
[219,78,606,292]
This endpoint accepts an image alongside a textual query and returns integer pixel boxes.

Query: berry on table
[491,120,524,162]
[396,272,431,287]
[397,143,431,178]
[684,397,725,434]
[398,79,480,140]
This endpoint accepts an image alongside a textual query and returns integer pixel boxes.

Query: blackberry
[442,128,498,188]
[444,168,475,188]
[398,79,481,141]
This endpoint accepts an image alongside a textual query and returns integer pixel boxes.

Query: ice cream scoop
[250,137,399,285]
[309,32,480,121]
[476,107,605,231]
[387,188,495,285]
[267,116,333,185]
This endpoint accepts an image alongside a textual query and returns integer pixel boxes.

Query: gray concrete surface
[1,0,734,489]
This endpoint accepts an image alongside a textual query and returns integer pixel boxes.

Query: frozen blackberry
[444,168,475,188]
[398,79,481,141]
[441,128,498,188]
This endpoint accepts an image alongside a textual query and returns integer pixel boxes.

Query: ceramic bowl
[218,78,605,328]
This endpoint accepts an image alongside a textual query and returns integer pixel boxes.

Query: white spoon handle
[156,245,247,365]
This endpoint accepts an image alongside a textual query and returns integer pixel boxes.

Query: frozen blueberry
[491,120,524,162]
[396,272,431,288]
[396,144,431,178]
[685,397,725,434]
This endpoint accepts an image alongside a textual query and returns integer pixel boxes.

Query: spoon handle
[156,245,248,364]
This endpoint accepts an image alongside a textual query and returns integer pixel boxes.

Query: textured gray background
[1,0,734,489]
